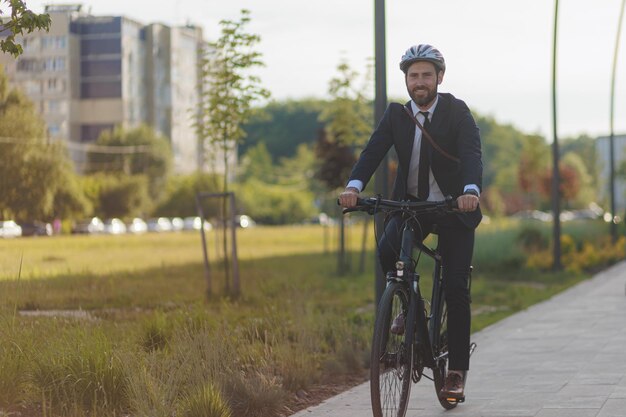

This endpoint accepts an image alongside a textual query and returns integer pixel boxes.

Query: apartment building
[0,4,216,174]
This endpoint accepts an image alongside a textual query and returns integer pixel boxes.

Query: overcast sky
[27,0,626,138]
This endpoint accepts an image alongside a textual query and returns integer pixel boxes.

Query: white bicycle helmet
[399,44,445,74]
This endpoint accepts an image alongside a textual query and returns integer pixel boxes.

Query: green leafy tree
[0,1,51,56]
[0,70,88,221]
[195,9,269,295]
[238,141,273,183]
[86,124,172,202]
[80,173,151,219]
[315,60,372,191]
[241,99,325,159]
[196,8,270,193]
[154,173,222,218]
[236,178,315,224]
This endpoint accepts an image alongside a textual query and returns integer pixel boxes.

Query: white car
[103,218,127,235]
[0,220,22,238]
[147,217,173,232]
[183,216,212,231]
[170,217,184,231]
[127,218,148,234]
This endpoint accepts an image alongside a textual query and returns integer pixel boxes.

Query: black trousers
[379,212,474,371]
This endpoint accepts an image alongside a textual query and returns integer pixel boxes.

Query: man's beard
[409,85,438,106]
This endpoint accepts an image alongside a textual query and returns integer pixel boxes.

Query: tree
[85,124,172,202]
[315,60,372,191]
[316,59,372,274]
[0,70,87,221]
[0,1,51,57]
[195,8,270,193]
[195,9,269,295]
[241,99,326,159]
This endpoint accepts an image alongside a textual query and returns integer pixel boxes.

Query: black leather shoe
[440,371,465,400]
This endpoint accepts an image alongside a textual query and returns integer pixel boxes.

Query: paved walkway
[292,261,626,417]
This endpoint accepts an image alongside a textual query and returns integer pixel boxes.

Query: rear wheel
[432,293,458,410]
[370,282,412,417]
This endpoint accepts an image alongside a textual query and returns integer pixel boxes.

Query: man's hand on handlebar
[456,194,479,212]
[339,187,360,208]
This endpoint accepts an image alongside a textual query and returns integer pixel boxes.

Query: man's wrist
[345,187,360,193]
[463,189,479,197]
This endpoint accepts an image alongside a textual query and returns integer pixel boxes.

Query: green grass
[0,221,601,415]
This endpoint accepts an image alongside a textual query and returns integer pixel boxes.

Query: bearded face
[405,61,443,108]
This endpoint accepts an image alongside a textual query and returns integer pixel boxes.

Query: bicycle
[342,196,477,417]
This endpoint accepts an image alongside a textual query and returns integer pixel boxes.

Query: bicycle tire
[431,290,458,410]
[370,282,412,417]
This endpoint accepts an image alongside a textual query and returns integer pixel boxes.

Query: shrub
[223,371,286,417]
[177,383,232,417]
[516,226,548,251]
[140,312,172,352]
[31,329,129,415]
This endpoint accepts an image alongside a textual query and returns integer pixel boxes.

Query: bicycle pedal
[445,396,465,404]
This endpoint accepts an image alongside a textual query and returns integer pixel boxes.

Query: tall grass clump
[140,311,173,352]
[0,339,28,408]
[177,383,232,417]
[30,327,129,416]
[222,371,286,417]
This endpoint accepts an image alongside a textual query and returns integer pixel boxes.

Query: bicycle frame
[392,217,445,376]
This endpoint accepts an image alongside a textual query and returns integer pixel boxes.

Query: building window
[47,78,66,92]
[81,124,114,142]
[81,81,122,98]
[41,36,67,49]
[81,59,121,77]
[24,80,41,94]
[43,57,66,72]
[81,38,121,55]
[47,99,59,113]
[76,17,121,35]
[48,124,61,137]
[17,59,38,72]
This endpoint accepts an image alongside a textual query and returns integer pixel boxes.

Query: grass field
[0,220,594,416]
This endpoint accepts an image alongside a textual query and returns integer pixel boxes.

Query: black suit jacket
[348,93,483,229]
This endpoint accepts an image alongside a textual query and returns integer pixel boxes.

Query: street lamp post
[374,0,388,306]
[609,0,625,244]
[551,0,562,270]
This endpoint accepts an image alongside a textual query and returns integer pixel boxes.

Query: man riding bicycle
[338,44,482,400]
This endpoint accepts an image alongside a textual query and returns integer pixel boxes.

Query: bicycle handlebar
[339,195,458,215]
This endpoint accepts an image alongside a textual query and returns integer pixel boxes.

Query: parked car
[0,220,22,238]
[147,217,173,232]
[19,221,52,237]
[127,218,148,234]
[511,210,553,222]
[170,217,184,231]
[103,218,127,235]
[236,215,256,229]
[183,216,212,231]
[72,217,104,234]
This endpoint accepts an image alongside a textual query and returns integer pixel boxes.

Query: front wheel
[431,293,458,410]
[370,282,412,417]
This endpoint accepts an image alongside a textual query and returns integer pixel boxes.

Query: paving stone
[290,261,626,417]
[596,399,626,417]
[535,409,599,417]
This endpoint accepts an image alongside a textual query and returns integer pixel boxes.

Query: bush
[31,329,129,415]
[516,226,548,251]
[177,383,232,417]
[81,173,152,218]
[223,371,286,417]
[154,173,222,218]
[236,179,316,224]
